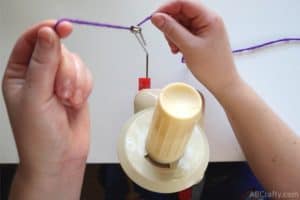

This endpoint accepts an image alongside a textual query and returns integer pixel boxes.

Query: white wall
[1,0,300,163]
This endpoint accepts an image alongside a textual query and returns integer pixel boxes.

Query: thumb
[26,27,61,102]
[151,13,194,50]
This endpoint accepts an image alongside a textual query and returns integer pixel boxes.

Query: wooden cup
[146,83,203,164]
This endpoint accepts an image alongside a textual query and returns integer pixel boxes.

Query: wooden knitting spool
[118,83,209,193]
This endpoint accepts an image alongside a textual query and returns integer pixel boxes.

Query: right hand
[151,0,240,96]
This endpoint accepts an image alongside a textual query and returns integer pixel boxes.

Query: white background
[1,0,300,163]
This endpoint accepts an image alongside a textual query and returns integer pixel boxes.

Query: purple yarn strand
[182,37,300,63]
[136,15,152,26]
[55,16,152,31]
[54,17,300,63]
[232,38,300,53]
[54,18,131,31]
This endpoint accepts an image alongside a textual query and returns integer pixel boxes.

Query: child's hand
[151,0,240,96]
[2,21,93,181]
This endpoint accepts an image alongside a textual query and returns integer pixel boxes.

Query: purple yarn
[136,15,152,26]
[54,16,300,63]
[54,16,152,31]
[181,38,300,63]
[54,18,131,31]
[232,38,300,53]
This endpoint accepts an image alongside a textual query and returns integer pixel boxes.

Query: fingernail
[152,14,165,28]
[171,46,177,52]
[73,90,83,105]
[37,29,53,48]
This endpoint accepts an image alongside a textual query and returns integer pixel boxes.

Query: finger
[25,27,61,102]
[155,0,215,35]
[83,67,93,103]
[3,21,55,87]
[4,20,73,86]
[7,20,56,67]
[69,54,92,108]
[79,67,93,109]
[151,13,194,50]
[66,65,93,109]
[165,35,179,54]
[156,0,208,20]
[55,45,76,100]
[55,21,73,38]
[7,20,71,67]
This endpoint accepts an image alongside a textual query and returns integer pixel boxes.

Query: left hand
[2,20,93,181]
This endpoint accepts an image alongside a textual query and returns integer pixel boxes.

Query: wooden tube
[146,83,203,164]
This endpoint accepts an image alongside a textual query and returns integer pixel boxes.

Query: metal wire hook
[130,26,149,78]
